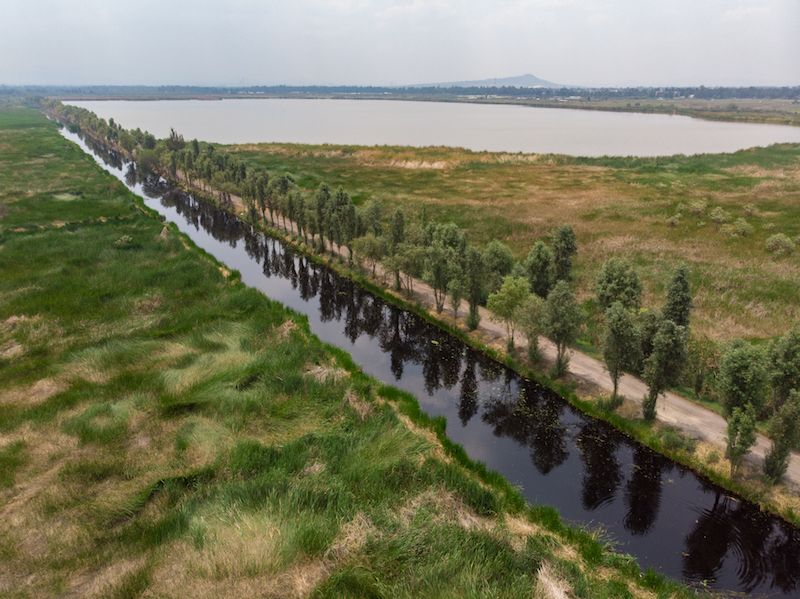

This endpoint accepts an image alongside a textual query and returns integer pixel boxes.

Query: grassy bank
[227,139,800,344]
[1,110,701,597]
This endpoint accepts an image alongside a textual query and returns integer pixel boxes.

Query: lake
[68,98,800,157]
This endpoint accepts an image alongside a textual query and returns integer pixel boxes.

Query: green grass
[0,107,698,597]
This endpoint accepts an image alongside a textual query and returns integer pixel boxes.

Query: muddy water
[69,98,800,157]
[62,128,800,597]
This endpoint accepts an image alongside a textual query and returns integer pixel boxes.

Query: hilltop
[411,73,566,88]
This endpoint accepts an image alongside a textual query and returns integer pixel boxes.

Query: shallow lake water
[60,127,800,597]
[69,98,800,157]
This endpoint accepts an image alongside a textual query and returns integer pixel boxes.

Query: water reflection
[625,447,668,536]
[66,129,800,597]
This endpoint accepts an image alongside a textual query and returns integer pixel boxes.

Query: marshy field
[227,140,800,343]
[0,108,696,597]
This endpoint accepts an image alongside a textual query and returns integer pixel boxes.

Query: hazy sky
[2,0,798,87]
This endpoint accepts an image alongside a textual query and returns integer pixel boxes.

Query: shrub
[709,207,731,224]
[721,218,753,238]
[687,200,708,215]
[114,234,136,249]
[743,203,756,216]
[661,429,695,453]
[667,213,681,227]
[765,233,796,257]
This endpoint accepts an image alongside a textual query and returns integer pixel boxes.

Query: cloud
[0,0,797,86]
[723,3,770,21]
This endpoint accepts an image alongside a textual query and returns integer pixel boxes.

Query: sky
[1,0,798,87]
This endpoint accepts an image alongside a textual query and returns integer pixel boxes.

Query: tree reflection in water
[576,420,622,510]
[482,380,569,475]
[624,446,668,535]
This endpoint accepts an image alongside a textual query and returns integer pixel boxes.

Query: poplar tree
[603,302,641,402]
[726,405,757,478]
[482,240,515,294]
[525,241,555,298]
[764,391,800,484]
[544,281,581,376]
[768,328,800,409]
[487,276,531,351]
[642,319,686,421]
[389,208,405,289]
[465,246,484,330]
[424,244,453,313]
[448,267,465,319]
[663,265,692,328]
[514,294,546,361]
[314,183,331,251]
[718,340,768,416]
[552,225,577,281]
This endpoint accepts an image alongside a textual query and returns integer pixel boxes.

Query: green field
[0,108,696,597]
[227,140,800,344]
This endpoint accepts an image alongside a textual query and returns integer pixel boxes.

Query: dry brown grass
[535,563,573,599]
[344,389,372,421]
[304,362,349,384]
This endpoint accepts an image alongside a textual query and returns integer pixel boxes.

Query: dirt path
[175,176,800,491]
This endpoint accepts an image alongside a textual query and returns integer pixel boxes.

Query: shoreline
[57,93,800,128]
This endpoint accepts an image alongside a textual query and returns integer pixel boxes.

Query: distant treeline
[5,84,800,101]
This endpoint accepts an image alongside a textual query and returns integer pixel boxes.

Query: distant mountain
[410,74,566,89]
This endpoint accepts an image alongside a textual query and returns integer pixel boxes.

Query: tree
[487,276,531,351]
[637,310,662,373]
[389,208,405,289]
[603,302,641,402]
[552,225,577,281]
[395,244,425,294]
[544,281,581,376]
[338,200,358,263]
[768,327,800,409]
[389,208,405,253]
[595,258,642,310]
[314,183,331,251]
[426,222,467,256]
[448,267,465,319]
[763,391,800,484]
[663,265,692,328]
[464,246,484,330]
[352,234,386,277]
[362,199,383,236]
[718,340,768,416]
[514,294,545,361]
[294,193,306,241]
[642,319,686,421]
[166,127,185,151]
[482,240,515,294]
[726,405,757,478]
[423,244,453,313]
[525,241,555,299]
[683,335,720,399]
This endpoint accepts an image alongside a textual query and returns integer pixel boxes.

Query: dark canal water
[61,128,800,597]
